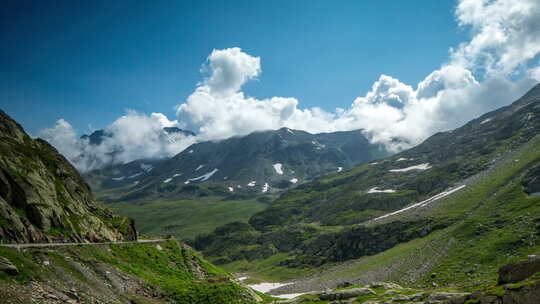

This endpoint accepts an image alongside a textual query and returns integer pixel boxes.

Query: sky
[1,0,463,134]
[2,0,540,172]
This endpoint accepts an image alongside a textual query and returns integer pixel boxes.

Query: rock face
[0,256,18,275]
[103,128,390,201]
[0,110,136,243]
[502,281,540,304]
[498,257,540,284]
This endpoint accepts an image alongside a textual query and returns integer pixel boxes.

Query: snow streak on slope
[373,185,466,221]
[367,187,396,194]
[389,163,431,172]
[186,168,219,182]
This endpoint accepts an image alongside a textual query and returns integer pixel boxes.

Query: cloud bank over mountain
[40,112,196,172]
[40,0,540,172]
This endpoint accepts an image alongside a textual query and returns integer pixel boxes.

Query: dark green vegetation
[190,84,540,286]
[0,241,260,303]
[0,110,136,243]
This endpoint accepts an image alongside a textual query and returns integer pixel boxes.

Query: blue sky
[1,0,464,135]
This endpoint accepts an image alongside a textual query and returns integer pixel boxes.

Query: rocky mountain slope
[83,128,389,239]
[86,128,389,200]
[0,110,137,243]
[190,84,540,288]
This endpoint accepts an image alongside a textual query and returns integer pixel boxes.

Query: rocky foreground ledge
[270,257,540,304]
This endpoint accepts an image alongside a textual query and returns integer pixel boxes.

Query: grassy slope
[106,197,268,239]
[0,240,261,303]
[275,135,540,289]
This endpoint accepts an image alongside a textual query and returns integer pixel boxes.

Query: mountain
[0,110,136,243]
[91,128,389,200]
[80,126,196,146]
[190,84,540,289]
[82,128,390,239]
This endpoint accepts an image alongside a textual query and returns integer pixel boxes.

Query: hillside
[190,84,540,289]
[0,110,262,303]
[0,110,136,243]
[0,240,263,303]
[88,128,389,239]
[87,128,388,199]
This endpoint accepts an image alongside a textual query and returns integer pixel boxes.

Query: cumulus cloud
[41,0,540,171]
[39,111,196,172]
[177,0,540,150]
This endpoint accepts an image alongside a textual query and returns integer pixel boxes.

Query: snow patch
[396,157,410,162]
[223,176,228,180]
[277,293,309,299]
[373,185,466,221]
[188,149,194,153]
[290,178,298,184]
[140,163,154,172]
[273,163,284,175]
[286,128,294,134]
[311,140,326,149]
[262,183,269,193]
[195,165,204,171]
[337,167,343,172]
[481,118,492,124]
[389,163,431,172]
[188,168,219,182]
[184,180,190,185]
[367,187,396,194]
[173,173,181,177]
[163,178,172,183]
[247,181,256,187]
[248,282,291,294]
[112,176,125,181]
[228,187,234,192]
[128,172,143,179]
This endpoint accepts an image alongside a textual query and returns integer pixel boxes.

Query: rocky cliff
[0,110,136,243]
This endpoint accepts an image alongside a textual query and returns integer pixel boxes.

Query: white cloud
[452,0,540,76]
[39,111,196,172]
[41,0,540,171]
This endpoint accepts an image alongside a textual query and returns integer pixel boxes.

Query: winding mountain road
[0,239,166,249]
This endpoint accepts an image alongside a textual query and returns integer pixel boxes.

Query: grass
[237,135,540,287]
[220,253,315,282]
[0,241,259,303]
[104,197,267,239]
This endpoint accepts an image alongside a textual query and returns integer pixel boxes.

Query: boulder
[319,287,376,300]
[336,281,353,288]
[0,256,19,275]
[498,257,540,284]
